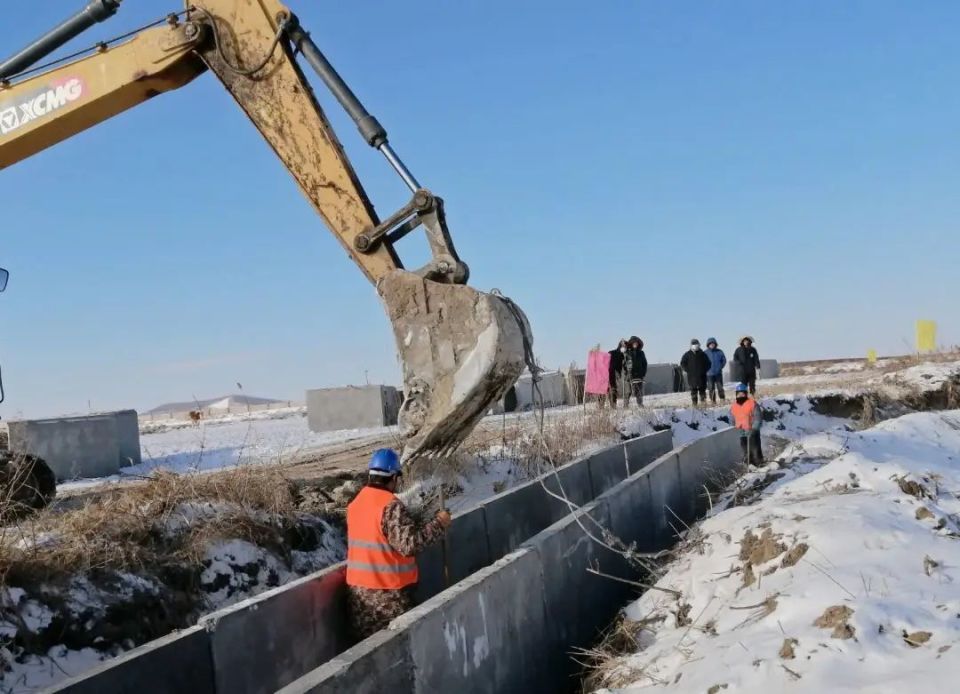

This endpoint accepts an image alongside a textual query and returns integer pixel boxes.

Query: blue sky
[1,1,958,418]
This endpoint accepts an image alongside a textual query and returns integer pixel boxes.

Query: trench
[49,427,749,694]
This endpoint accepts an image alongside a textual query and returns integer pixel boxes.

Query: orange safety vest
[345,486,418,590]
[731,398,758,431]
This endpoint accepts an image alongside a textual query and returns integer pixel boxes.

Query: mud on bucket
[378,270,531,465]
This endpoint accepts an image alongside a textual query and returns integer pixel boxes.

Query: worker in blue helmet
[731,383,764,466]
[345,448,451,639]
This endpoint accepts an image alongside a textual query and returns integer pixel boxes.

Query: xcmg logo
[0,77,86,136]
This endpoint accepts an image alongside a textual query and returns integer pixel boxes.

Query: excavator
[0,0,533,511]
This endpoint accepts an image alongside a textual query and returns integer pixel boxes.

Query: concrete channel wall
[49,431,673,694]
[282,428,743,694]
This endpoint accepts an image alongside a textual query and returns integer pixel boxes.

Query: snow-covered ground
[59,415,394,492]
[594,409,960,693]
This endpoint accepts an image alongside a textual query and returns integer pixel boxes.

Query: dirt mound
[780,543,808,568]
[813,605,855,639]
[739,528,786,565]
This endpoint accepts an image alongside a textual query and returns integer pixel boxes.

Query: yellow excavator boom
[0,0,531,464]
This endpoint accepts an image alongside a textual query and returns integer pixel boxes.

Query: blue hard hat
[735,383,749,393]
[369,448,402,475]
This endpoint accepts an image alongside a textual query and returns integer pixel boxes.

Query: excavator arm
[0,0,532,464]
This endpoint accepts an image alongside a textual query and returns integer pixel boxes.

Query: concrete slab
[414,505,490,603]
[276,628,414,694]
[645,363,681,395]
[7,410,141,481]
[643,453,685,551]
[625,430,674,475]
[50,625,213,694]
[725,358,779,383]
[512,371,568,410]
[200,565,348,694]
[396,549,550,694]
[677,428,742,517]
[587,445,629,496]
[760,359,781,378]
[522,500,624,685]
[482,450,599,558]
[305,386,400,432]
[602,469,655,556]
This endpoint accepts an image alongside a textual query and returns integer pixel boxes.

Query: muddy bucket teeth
[378,270,531,466]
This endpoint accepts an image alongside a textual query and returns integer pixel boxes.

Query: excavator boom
[0,0,532,465]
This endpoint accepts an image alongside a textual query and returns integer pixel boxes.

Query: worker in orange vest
[731,383,764,465]
[345,448,452,639]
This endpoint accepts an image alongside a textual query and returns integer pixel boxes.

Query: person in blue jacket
[705,337,727,404]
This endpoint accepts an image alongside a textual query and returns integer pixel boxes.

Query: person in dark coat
[607,339,627,408]
[732,336,761,395]
[623,336,648,407]
[680,339,711,406]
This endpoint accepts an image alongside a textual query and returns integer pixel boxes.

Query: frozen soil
[586,362,960,693]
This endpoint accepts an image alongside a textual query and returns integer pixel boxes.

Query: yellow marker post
[867,349,877,365]
[916,320,937,353]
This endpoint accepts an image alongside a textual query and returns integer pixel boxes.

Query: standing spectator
[733,336,761,395]
[624,336,647,407]
[704,337,727,403]
[680,339,711,407]
[607,339,627,408]
[731,383,764,465]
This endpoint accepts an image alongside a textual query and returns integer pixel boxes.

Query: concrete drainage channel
[49,428,743,694]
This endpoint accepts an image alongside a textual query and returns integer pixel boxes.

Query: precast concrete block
[512,370,568,410]
[414,505,490,603]
[645,363,681,395]
[760,359,780,378]
[200,565,348,694]
[644,453,685,551]
[305,385,400,432]
[625,430,674,475]
[725,358,779,383]
[50,625,214,694]
[521,500,622,686]
[395,549,550,694]
[587,445,629,496]
[7,410,141,481]
[115,410,141,467]
[276,628,414,694]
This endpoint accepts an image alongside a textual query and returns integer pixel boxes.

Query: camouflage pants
[347,585,415,640]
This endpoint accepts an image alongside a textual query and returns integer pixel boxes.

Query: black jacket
[625,347,647,380]
[608,348,624,386]
[680,349,711,389]
[733,345,761,380]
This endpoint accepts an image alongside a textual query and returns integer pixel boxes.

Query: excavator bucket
[379,271,531,464]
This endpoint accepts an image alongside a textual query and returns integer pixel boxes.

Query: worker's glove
[435,509,452,529]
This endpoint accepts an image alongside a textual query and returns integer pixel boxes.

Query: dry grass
[0,466,311,586]
[464,406,621,474]
[578,613,664,691]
